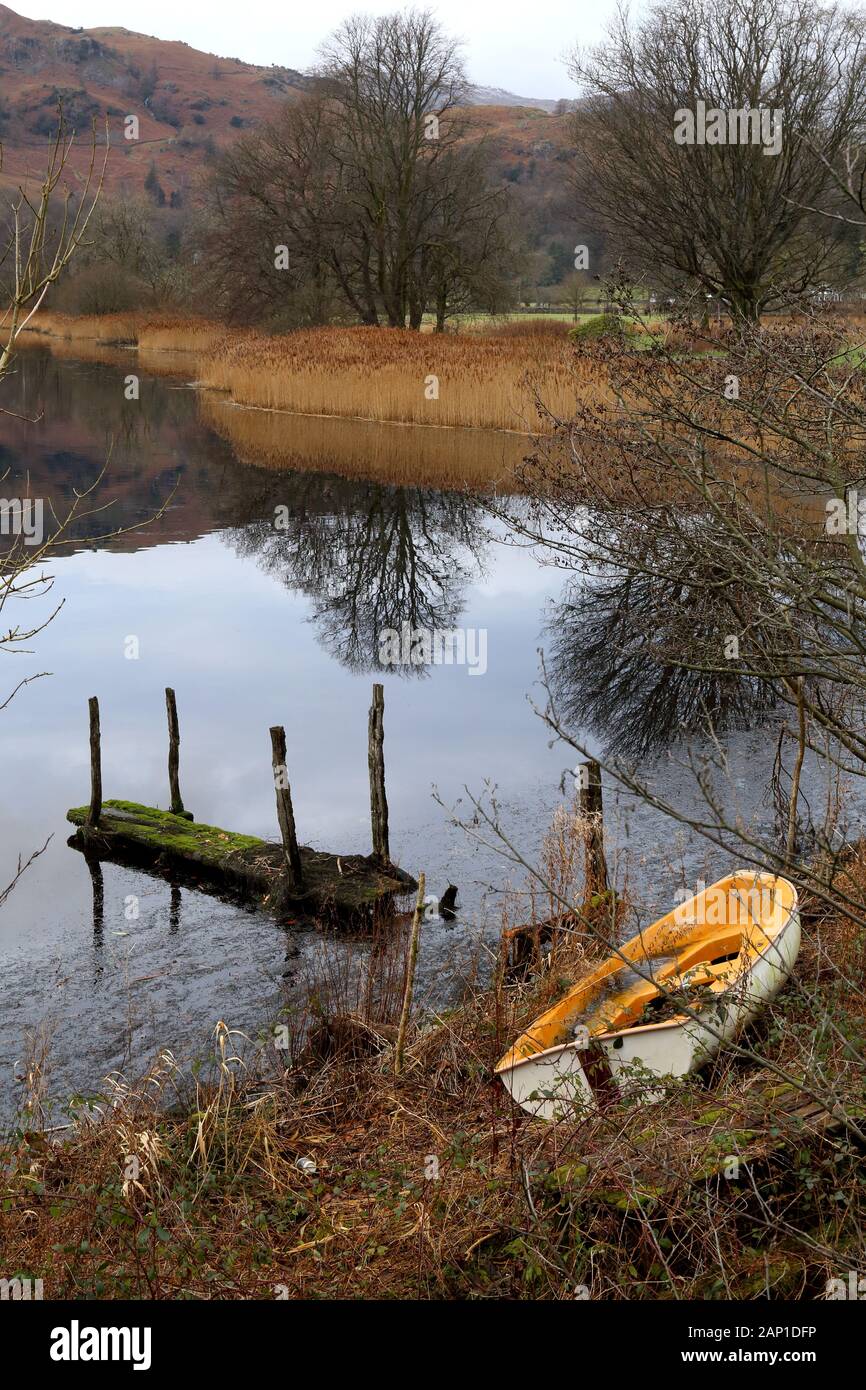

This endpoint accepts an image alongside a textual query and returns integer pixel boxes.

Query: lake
[0,346,850,1122]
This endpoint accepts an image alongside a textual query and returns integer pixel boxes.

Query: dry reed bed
[24,312,229,355]
[197,325,600,434]
[23,313,606,435]
[23,309,142,343]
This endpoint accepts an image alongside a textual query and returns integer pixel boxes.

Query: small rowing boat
[495,872,800,1120]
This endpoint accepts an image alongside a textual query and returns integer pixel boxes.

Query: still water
[0,347,853,1121]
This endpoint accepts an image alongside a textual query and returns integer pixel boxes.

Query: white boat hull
[499,903,801,1122]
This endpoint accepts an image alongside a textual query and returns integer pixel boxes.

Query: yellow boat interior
[496,873,796,1071]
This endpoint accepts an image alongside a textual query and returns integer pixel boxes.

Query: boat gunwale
[494,887,799,1077]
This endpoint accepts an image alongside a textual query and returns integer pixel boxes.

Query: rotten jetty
[67,684,416,928]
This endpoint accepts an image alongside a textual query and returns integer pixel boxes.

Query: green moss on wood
[67,800,413,924]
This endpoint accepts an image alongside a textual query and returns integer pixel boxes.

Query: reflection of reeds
[198,393,531,492]
[23,310,142,343]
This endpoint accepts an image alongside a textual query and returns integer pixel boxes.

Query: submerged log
[67,800,416,928]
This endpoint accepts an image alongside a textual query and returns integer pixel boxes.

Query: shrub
[570,312,625,340]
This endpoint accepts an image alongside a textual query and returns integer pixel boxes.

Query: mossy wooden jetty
[67,800,412,923]
[66,685,416,928]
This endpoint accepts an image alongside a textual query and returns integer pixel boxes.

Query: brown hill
[0,2,310,199]
[0,4,582,279]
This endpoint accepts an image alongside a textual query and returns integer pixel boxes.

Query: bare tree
[568,0,866,319]
[204,8,513,328]
[0,118,105,385]
[501,289,866,932]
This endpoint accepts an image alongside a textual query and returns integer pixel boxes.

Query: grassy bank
[2,832,864,1300]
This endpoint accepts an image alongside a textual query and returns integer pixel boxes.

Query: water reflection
[86,855,105,976]
[227,479,488,673]
[0,344,856,1121]
[547,563,777,758]
[3,347,496,676]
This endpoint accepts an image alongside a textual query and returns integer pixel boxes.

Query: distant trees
[203,8,515,328]
[52,195,192,313]
[569,0,866,319]
[144,159,167,207]
[552,271,592,318]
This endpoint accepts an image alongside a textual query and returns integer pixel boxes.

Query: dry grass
[137,318,231,355]
[24,312,228,355]
[24,312,610,434]
[22,310,142,344]
[16,311,617,442]
[17,312,616,491]
[197,325,595,433]
[2,806,864,1301]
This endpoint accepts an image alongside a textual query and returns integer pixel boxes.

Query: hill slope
[0,2,311,198]
[0,5,583,286]
[0,6,568,200]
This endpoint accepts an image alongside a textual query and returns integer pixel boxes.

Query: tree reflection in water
[226,473,490,674]
[547,559,778,759]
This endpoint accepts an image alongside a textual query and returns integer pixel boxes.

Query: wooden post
[785,676,807,868]
[368,683,390,865]
[269,725,304,889]
[165,687,188,818]
[579,758,609,903]
[395,872,424,1075]
[87,696,102,828]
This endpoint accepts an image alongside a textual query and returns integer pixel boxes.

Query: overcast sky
[7,0,625,99]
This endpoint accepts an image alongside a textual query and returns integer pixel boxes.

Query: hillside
[0,2,313,200]
[0,4,574,224]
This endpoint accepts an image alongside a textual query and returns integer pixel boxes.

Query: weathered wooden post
[394,872,425,1075]
[165,687,191,819]
[269,725,304,890]
[368,683,390,865]
[579,758,609,903]
[87,696,102,828]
